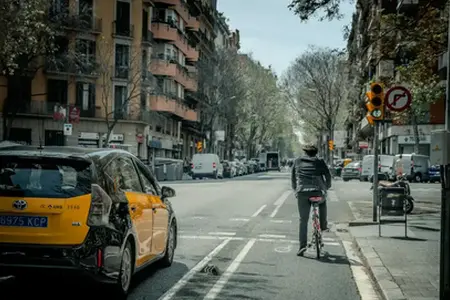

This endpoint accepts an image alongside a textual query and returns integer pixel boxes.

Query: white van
[361,155,395,181]
[191,153,223,179]
[394,154,430,182]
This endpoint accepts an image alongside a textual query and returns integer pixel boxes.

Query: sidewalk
[347,202,440,300]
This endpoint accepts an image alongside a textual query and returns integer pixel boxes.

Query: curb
[352,237,407,300]
[349,220,378,227]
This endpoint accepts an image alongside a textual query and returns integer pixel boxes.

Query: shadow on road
[303,252,363,266]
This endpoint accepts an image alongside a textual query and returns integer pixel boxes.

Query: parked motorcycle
[370,173,415,214]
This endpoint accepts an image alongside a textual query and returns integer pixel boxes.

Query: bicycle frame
[310,202,322,258]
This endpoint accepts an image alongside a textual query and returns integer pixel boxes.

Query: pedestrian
[291,143,332,256]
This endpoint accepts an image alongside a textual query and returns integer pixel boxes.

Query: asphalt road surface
[1,172,382,300]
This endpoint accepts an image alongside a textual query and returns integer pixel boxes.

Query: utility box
[430,130,450,165]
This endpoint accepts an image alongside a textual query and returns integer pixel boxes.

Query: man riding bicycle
[291,144,332,256]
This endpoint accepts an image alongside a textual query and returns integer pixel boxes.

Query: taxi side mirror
[161,186,176,198]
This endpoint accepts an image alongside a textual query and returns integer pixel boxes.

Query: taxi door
[149,194,169,255]
[133,161,168,256]
[110,157,154,267]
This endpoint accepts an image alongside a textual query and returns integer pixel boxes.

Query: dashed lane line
[157,238,232,300]
[270,190,292,218]
[251,204,267,217]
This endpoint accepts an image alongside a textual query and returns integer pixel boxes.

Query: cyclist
[291,143,332,256]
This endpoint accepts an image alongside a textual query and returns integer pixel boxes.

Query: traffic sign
[385,86,412,112]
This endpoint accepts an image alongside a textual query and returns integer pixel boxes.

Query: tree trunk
[411,112,420,154]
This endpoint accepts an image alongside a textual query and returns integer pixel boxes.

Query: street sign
[63,123,72,136]
[385,86,412,112]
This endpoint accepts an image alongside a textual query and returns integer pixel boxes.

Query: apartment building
[0,0,204,160]
[345,0,446,157]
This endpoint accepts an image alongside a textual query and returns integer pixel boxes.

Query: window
[8,77,32,110]
[135,162,157,195]
[0,156,92,198]
[115,44,130,78]
[106,157,142,192]
[166,9,177,26]
[76,39,96,63]
[76,82,95,116]
[115,1,131,33]
[47,79,68,104]
[114,85,128,118]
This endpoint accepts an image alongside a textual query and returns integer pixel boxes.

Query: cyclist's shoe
[297,246,307,256]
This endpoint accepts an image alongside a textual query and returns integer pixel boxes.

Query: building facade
[345,0,446,158]
[0,0,215,161]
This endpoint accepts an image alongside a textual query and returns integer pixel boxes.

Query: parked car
[342,161,362,181]
[0,146,178,296]
[429,164,441,183]
[222,160,237,178]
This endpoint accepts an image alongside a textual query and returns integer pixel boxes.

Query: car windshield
[345,162,359,168]
[0,156,92,198]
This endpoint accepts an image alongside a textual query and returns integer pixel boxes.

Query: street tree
[380,5,447,153]
[96,39,152,147]
[288,0,348,21]
[0,0,96,140]
[0,0,56,139]
[197,48,246,156]
[281,46,347,161]
[236,55,286,157]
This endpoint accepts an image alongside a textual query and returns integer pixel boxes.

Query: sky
[217,0,355,76]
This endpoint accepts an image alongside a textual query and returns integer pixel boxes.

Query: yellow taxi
[0,145,178,296]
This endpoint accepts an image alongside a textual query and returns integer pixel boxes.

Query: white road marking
[258,234,286,239]
[251,204,267,217]
[341,240,380,300]
[158,238,232,300]
[192,216,206,220]
[229,218,250,222]
[270,190,292,218]
[270,219,293,224]
[179,235,340,246]
[203,239,257,299]
[274,245,293,253]
[208,232,236,236]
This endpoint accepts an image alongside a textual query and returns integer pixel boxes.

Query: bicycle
[308,195,325,259]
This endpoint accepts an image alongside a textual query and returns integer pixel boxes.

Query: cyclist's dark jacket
[291,156,332,195]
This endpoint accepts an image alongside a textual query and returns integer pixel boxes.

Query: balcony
[175,64,198,92]
[45,57,99,77]
[151,59,177,77]
[17,101,55,116]
[153,0,198,29]
[61,15,102,34]
[151,23,199,61]
[112,21,134,38]
[150,95,198,122]
[142,30,153,45]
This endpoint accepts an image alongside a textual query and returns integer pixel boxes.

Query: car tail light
[88,184,112,226]
[358,167,362,173]
[213,162,216,168]
[191,163,194,169]
[97,249,103,267]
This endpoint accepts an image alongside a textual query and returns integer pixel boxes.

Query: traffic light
[365,82,385,123]
[328,140,334,151]
[196,141,203,152]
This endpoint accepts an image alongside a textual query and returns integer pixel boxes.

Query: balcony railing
[17,101,56,115]
[112,21,134,38]
[142,29,153,44]
[45,56,99,77]
[151,23,199,61]
[150,95,198,122]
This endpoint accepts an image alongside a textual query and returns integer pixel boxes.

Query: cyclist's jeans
[296,192,328,248]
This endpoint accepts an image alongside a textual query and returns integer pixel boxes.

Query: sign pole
[439,7,450,299]
[372,121,379,222]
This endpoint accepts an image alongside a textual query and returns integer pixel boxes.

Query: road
[2,171,413,299]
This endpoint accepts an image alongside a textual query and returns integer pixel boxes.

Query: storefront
[161,139,173,158]
[78,132,100,148]
[397,135,431,156]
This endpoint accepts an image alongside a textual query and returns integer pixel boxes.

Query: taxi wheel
[112,241,134,297]
[160,222,176,267]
